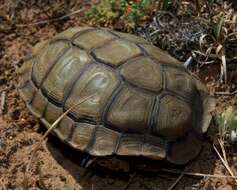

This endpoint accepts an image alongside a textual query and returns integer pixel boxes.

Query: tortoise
[18,27,216,166]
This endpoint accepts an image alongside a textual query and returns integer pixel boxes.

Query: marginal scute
[33,41,69,87]
[89,126,119,156]
[69,123,95,150]
[29,90,48,118]
[65,64,119,121]
[142,135,166,160]
[120,57,163,93]
[107,86,153,133]
[165,67,195,98]
[156,95,192,139]
[17,59,34,88]
[73,29,115,49]
[53,27,93,40]
[141,44,182,66]
[32,40,49,55]
[42,47,91,102]
[92,39,142,67]
[113,31,149,44]
[54,116,75,140]
[17,58,34,76]
[18,80,37,103]
[43,102,63,125]
[117,134,143,156]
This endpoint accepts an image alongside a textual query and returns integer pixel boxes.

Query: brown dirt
[0,1,237,190]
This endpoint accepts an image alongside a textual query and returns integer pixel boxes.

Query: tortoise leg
[166,131,203,165]
[93,157,130,172]
[81,155,95,168]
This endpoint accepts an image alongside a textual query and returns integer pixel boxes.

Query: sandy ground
[0,1,237,190]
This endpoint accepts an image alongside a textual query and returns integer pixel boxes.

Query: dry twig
[0,91,6,114]
[123,173,136,190]
[0,178,7,190]
[36,161,47,190]
[213,141,237,184]
[167,173,184,190]
[161,169,237,179]
[214,90,237,96]
[16,8,84,27]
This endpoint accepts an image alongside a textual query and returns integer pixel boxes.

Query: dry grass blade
[218,139,227,162]
[213,142,237,184]
[161,169,237,179]
[36,161,47,190]
[16,8,84,27]
[0,91,6,114]
[123,173,136,190]
[22,94,96,189]
[215,44,227,84]
[220,53,227,84]
[167,173,184,190]
[215,90,237,96]
[0,178,7,190]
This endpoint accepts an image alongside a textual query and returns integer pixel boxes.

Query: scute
[29,90,48,118]
[19,80,37,103]
[43,102,63,125]
[73,29,115,49]
[120,57,163,93]
[32,40,49,55]
[65,64,119,121]
[42,47,91,103]
[53,27,92,40]
[142,135,166,160]
[116,134,143,156]
[115,134,166,159]
[165,67,195,98]
[89,126,119,156]
[106,86,154,133]
[113,31,149,44]
[17,58,37,103]
[54,116,75,140]
[141,44,182,66]
[33,41,69,87]
[92,39,142,67]
[69,123,95,150]
[156,95,192,139]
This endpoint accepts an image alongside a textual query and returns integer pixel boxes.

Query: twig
[16,8,84,27]
[167,173,184,190]
[220,53,227,84]
[215,90,237,96]
[36,161,47,190]
[0,87,11,94]
[161,169,237,179]
[213,143,237,184]
[0,91,6,114]
[23,94,96,189]
[123,173,136,190]
[218,139,227,162]
[0,178,7,190]
[195,0,200,14]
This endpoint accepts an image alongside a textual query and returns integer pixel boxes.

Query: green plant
[211,12,226,43]
[86,0,160,30]
[217,106,237,143]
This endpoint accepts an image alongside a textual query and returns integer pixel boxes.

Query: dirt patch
[0,1,237,190]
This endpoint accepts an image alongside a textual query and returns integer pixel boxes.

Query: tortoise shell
[18,27,215,165]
